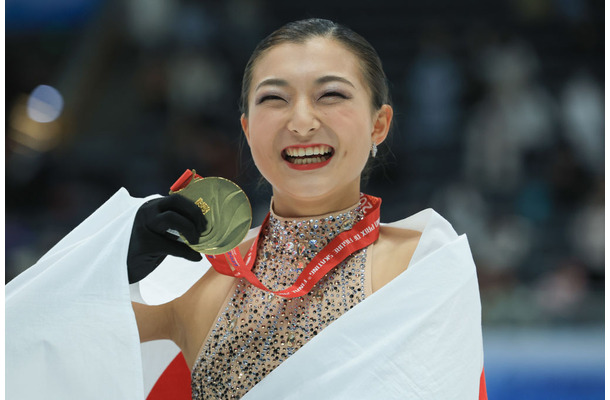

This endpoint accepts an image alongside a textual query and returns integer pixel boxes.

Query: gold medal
[170,171,252,255]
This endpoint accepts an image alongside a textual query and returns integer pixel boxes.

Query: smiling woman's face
[241,37,392,216]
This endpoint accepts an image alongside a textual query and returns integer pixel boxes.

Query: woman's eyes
[257,94,285,104]
[320,91,348,100]
[256,91,349,105]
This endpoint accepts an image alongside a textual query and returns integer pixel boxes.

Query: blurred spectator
[166,50,232,117]
[549,141,593,211]
[222,0,266,56]
[559,70,604,176]
[534,259,588,322]
[568,178,604,276]
[403,26,463,150]
[173,1,220,49]
[464,38,556,195]
[515,153,554,223]
[430,181,490,247]
[479,214,535,274]
[125,0,177,49]
[5,218,38,281]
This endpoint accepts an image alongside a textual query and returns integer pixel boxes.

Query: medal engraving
[195,198,211,215]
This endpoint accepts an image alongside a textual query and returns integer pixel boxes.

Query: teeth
[283,145,333,166]
[285,145,332,157]
[291,156,325,165]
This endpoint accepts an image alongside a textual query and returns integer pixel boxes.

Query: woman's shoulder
[377,224,421,253]
[371,224,422,292]
[370,208,462,292]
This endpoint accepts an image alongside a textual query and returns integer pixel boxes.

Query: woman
[131,18,486,399]
[6,18,486,400]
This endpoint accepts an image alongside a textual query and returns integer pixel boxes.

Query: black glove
[127,195,207,283]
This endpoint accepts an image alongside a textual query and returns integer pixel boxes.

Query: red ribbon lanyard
[206,194,382,298]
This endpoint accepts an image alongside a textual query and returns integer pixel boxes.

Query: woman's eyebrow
[255,75,356,91]
[315,75,356,88]
[255,78,288,91]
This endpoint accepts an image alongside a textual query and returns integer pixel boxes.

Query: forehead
[251,37,365,88]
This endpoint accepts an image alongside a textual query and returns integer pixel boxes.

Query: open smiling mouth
[282,144,335,168]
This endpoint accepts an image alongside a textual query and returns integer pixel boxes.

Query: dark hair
[239,18,391,116]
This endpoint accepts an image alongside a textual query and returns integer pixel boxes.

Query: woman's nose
[287,100,320,136]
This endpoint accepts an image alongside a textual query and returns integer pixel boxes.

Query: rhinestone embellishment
[191,203,369,399]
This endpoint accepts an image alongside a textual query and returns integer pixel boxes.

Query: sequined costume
[192,202,372,399]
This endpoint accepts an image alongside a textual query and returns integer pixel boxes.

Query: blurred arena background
[5,0,604,398]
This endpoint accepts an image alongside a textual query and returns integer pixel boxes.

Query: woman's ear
[240,114,250,143]
[371,104,393,145]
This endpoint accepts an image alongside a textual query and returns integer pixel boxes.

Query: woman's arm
[132,301,176,342]
[127,194,208,344]
[131,267,237,368]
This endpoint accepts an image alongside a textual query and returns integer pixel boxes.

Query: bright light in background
[27,85,64,123]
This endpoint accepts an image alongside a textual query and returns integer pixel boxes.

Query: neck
[271,188,361,218]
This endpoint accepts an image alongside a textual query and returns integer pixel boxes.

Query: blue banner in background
[484,327,604,400]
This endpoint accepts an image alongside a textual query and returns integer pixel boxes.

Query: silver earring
[371,142,378,158]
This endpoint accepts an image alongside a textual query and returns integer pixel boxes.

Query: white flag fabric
[244,210,484,399]
[6,188,485,399]
[6,188,147,399]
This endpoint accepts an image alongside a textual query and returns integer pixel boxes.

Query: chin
[285,179,356,201]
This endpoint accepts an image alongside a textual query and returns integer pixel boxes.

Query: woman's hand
[127,195,207,283]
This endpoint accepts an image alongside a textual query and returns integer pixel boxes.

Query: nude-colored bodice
[191,202,373,399]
